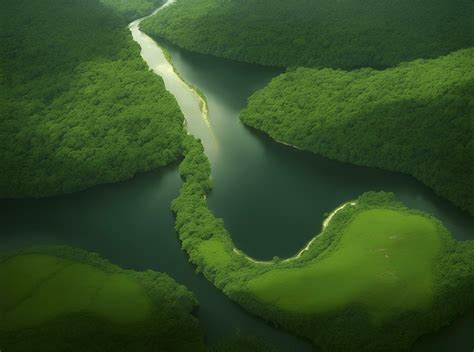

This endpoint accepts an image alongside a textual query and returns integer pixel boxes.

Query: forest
[241,49,474,215]
[100,0,164,20]
[2,0,472,350]
[0,0,186,198]
[171,136,474,351]
[141,0,473,69]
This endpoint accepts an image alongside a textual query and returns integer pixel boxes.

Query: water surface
[0,3,472,351]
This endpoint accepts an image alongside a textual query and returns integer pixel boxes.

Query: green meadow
[246,209,441,322]
[0,247,206,352]
[0,254,151,329]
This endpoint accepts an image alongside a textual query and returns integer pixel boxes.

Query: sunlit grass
[246,209,441,322]
[0,254,151,329]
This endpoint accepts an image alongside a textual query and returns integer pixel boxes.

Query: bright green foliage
[141,0,473,69]
[172,139,474,351]
[0,246,206,352]
[0,0,185,198]
[171,136,245,287]
[241,49,474,215]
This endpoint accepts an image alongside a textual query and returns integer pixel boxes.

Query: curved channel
[0,1,472,350]
[130,2,473,349]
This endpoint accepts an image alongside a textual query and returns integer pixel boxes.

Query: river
[0,1,472,350]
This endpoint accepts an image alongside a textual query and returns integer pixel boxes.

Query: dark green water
[162,43,474,261]
[1,16,473,351]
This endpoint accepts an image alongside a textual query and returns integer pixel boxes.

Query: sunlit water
[0,1,472,350]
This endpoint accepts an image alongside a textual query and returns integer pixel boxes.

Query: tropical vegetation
[0,0,186,198]
[141,0,473,69]
[171,136,474,351]
[241,49,474,215]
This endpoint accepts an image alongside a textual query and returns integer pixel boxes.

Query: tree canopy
[241,49,474,215]
[0,0,185,198]
[141,0,473,69]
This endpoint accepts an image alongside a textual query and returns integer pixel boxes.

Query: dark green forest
[0,0,186,198]
[241,49,474,215]
[2,0,472,350]
[141,0,473,69]
[100,0,163,21]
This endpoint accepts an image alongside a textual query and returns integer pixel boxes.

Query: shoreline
[233,201,357,265]
[129,0,212,131]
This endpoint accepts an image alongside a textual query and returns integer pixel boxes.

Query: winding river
[0,1,472,350]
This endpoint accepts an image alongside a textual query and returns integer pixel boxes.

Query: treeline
[171,138,474,351]
[0,246,206,352]
[100,0,164,21]
[141,0,473,69]
[241,49,474,215]
[0,0,185,198]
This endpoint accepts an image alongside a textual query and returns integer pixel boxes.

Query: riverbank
[129,1,213,136]
[233,201,358,265]
[1,0,186,199]
[171,135,474,351]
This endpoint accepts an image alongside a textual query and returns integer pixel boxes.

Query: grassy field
[245,209,441,322]
[0,247,208,351]
[198,238,233,268]
[0,254,151,329]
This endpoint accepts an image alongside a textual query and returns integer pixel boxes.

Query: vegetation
[100,0,164,21]
[0,246,206,352]
[246,208,441,321]
[0,0,186,198]
[172,137,474,351]
[141,0,473,69]
[241,49,474,215]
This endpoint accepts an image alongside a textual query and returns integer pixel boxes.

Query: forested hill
[141,0,473,69]
[0,0,185,198]
[241,49,474,215]
[100,0,164,21]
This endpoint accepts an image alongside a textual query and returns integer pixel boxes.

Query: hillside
[0,0,185,198]
[141,0,473,69]
[241,49,474,215]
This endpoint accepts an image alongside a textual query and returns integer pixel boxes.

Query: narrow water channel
[0,1,472,350]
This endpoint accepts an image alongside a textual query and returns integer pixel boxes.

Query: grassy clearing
[0,254,151,329]
[198,239,233,268]
[245,209,441,322]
